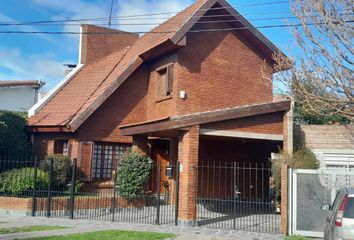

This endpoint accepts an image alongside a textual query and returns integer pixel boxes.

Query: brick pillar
[280,99,294,234]
[47,140,55,154]
[132,135,149,155]
[80,142,93,181]
[177,125,199,227]
[68,139,80,159]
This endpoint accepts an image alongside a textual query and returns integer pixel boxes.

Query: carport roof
[119,100,291,136]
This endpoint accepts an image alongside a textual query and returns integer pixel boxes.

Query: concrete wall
[0,87,39,112]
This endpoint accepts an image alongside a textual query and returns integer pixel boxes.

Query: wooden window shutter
[157,71,165,97]
[166,64,174,94]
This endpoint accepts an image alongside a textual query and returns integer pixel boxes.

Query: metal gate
[196,162,280,233]
[0,155,179,226]
[289,168,354,238]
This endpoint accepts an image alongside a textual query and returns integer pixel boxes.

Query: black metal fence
[196,162,280,233]
[0,155,179,226]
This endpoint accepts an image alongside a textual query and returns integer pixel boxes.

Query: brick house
[28,0,292,233]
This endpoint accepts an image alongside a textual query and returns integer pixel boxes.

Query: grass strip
[0,225,68,234]
[20,230,176,240]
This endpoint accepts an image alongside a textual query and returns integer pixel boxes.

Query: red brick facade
[30,1,291,232]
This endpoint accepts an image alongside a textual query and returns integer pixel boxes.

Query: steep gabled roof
[28,0,285,131]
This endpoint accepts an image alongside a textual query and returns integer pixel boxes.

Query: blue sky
[0,0,296,92]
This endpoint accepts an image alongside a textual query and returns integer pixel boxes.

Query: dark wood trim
[26,126,73,133]
[120,100,291,136]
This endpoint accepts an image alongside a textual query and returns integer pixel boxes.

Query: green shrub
[0,111,31,156]
[271,147,319,202]
[116,152,153,200]
[0,168,48,195]
[41,154,72,186]
[65,181,84,194]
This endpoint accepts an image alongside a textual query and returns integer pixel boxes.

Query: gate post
[47,157,54,218]
[156,161,161,225]
[69,158,77,219]
[281,99,293,234]
[174,161,180,226]
[177,125,199,227]
[111,159,118,222]
[31,157,38,217]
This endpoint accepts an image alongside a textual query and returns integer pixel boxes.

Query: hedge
[0,167,48,195]
[0,110,31,156]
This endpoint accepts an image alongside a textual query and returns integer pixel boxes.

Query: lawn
[21,230,176,240]
[0,225,68,234]
[285,236,310,240]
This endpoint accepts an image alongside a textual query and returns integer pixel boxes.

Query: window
[92,143,131,180]
[54,140,69,156]
[156,64,174,100]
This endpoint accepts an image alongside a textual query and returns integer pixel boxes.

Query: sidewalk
[0,216,285,240]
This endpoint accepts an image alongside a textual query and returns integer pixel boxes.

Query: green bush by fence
[0,110,31,157]
[41,154,72,187]
[116,152,153,200]
[0,167,48,195]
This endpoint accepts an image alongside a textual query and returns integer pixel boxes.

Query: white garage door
[324,152,354,168]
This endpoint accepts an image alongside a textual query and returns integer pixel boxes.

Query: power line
[0,16,299,27]
[0,6,295,25]
[21,0,81,24]
[0,20,352,35]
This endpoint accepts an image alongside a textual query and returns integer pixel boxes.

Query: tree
[268,0,353,122]
[0,111,31,156]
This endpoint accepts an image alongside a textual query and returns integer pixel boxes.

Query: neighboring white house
[0,80,45,112]
[298,125,354,169]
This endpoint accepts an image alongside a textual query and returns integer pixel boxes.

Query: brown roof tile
[29,0,283,129]
[29,0,207,128]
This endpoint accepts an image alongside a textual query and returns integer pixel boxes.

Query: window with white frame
[92,143,131,180]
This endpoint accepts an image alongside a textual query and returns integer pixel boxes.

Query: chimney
[79,25,139,65]
[64,64,77,76]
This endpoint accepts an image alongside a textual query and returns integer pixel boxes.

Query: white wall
[0,87,38,112]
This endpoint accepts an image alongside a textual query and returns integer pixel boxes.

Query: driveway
[0,216,285,240]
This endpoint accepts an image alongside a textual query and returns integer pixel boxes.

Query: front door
[151,141,169,194]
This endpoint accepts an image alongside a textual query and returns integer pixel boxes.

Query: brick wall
[202,112,284,135]
[198,138,280,199]
[77,64,149,142]
[175,23,273,116]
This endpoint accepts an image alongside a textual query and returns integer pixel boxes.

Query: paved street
[0,216,285,240]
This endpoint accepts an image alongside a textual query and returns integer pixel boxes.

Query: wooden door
[151,143,169,194]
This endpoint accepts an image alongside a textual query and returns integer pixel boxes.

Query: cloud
[117,0,193,33]
[0,0,194,93]
[0,46,70,90]
[0,12,56,43]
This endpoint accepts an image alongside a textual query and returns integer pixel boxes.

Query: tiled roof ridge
[138,0,207,41]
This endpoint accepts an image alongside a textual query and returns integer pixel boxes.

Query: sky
[0,0,296,92]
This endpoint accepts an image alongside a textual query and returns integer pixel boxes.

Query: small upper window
[156,64,174,100]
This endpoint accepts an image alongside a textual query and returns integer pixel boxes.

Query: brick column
[280,99,294,234]
[68,139,80,159]
[177,125,199,227]
[132,135,149,155]
[47,140,55,154]
[79,142,93,181]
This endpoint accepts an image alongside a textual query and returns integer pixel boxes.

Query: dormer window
[156,64,174,100]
